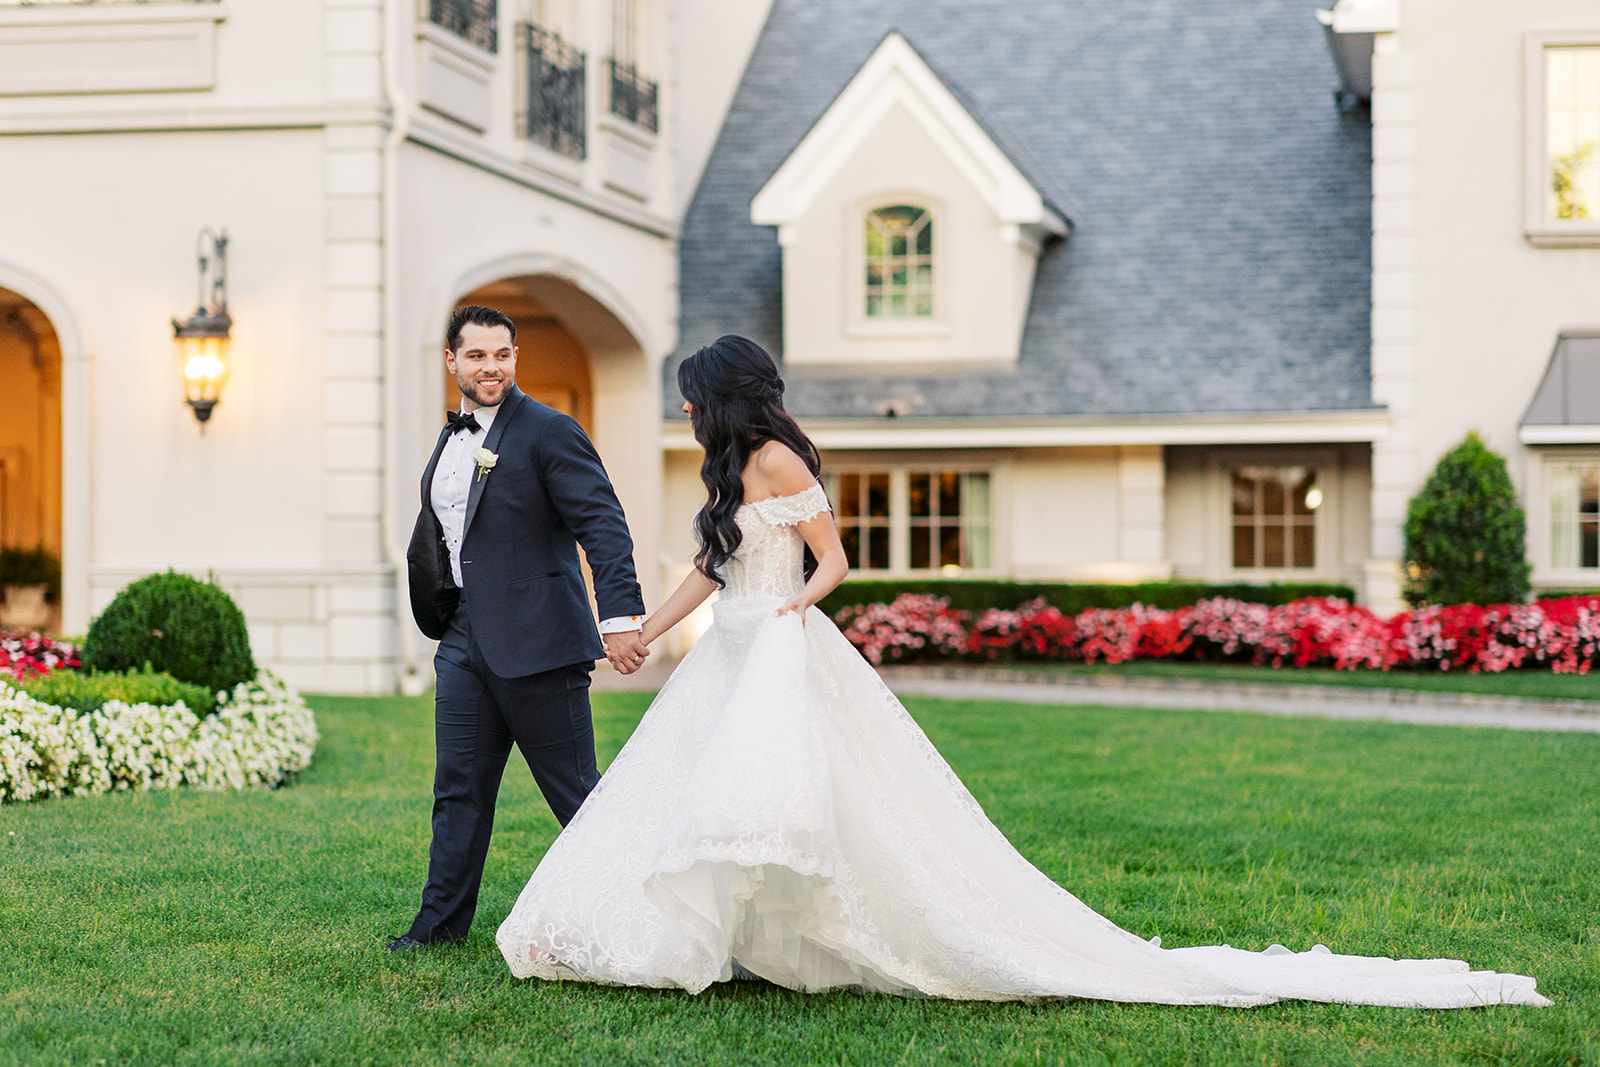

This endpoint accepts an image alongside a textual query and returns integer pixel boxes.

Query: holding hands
[603,630,651,675]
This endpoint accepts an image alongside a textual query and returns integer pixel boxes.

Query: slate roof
[671,0,1375,421]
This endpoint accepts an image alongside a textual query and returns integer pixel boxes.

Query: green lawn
[956,660,1600,701]
[3,691,1598,1066]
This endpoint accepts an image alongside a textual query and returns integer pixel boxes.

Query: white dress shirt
[431,403,641,635]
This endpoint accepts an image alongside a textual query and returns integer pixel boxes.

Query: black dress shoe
[385,934,428,953]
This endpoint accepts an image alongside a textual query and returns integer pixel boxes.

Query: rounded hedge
[1402,431,1532,608]
[82,571,255,696]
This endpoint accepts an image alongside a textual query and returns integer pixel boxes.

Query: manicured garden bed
[2,691,1595,1066]
[835,592,1600,676]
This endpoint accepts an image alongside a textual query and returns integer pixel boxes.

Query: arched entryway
[448,278,595,432]
[0,285,63,632]
[436,270,662,612]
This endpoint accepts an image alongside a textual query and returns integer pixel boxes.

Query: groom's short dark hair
[447,305,517,352]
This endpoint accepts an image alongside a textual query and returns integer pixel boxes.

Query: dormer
[751,32,1069,371]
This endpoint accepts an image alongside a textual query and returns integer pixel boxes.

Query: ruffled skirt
[495,597,1549,1007]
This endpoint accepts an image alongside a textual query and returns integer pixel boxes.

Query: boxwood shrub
[16,664,217,716]
[82,571,255,697]
[814,579,1360,619]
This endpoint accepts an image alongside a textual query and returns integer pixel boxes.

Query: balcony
[519,23,585,160]
[428,0,496,54]
[606,57,657,134]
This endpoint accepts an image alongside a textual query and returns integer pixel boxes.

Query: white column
[1117,444,1168,574]
[1366,31,1418,616]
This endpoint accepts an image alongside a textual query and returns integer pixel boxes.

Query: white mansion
[0,0,1596,692]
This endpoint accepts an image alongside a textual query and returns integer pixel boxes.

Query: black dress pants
[405,599,599,943]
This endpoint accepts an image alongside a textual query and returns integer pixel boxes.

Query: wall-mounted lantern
[173,228,231,428]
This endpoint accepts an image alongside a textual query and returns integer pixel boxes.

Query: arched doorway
[447,278,594,432]
[0,285,63,632]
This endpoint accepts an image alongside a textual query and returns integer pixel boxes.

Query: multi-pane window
[827,469,991,572]
[834,472,892,571]
[864,206,933,318]
[1550,460,1600,569]
[1231,466,1319,569]
[1547,46,1600,222]
[908,471,990,570]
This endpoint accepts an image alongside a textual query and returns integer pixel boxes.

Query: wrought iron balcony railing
[429,0,497,54]
[607,57,658,134]
[520,24,586,160]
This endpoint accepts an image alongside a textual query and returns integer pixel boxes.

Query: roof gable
[751,31,1068,244]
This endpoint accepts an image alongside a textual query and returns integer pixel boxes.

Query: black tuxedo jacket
[414,385,645,678]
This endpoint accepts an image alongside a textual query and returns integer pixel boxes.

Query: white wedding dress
[496,485,1549,1008]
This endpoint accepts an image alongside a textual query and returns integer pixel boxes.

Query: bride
[496,336,1549,1008]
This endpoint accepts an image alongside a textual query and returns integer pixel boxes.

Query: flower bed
[835,594,1600,675]
[1,631,80,680]
[0,672,319,804]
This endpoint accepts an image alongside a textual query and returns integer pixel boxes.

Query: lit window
[864,205,933,318]
[1550,460,1600,569]
[908,471,990,571]
[834,472,892,571]
[1547,46,1600,222]
[1231,466,1318,569]
[827,469,991,572]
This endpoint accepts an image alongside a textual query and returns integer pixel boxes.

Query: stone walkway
[878,666,1600,733]
[595,658,1600,733]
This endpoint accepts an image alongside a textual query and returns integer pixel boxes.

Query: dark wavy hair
[678,335,822,587]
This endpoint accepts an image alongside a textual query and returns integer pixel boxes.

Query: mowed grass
[3,692,1599,1067]
[969,660,1600,701]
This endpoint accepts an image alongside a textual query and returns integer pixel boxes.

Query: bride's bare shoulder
[745,441,816,501]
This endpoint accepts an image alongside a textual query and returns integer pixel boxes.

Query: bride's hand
[774,596,809,625]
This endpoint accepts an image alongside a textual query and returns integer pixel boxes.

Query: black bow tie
[446,411,481,436]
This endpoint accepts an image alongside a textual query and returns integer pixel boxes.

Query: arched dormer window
[865,205,933,318]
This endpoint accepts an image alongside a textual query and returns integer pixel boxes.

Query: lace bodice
[718,484,830,600]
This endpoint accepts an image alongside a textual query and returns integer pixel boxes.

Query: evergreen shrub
[815,579,1357,620]
[82,572,255,697]
[1401,432,1532,608]
[17,665,216,716]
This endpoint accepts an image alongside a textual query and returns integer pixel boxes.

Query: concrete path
[878,665,1600,733]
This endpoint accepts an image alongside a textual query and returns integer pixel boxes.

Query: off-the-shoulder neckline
[737,482,827,512]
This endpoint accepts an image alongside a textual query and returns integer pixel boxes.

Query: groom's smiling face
[447,323,518,410]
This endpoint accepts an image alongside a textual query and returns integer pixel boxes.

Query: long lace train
[495,488,1549,1007]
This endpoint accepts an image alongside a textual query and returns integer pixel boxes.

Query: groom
[391,304,650,951]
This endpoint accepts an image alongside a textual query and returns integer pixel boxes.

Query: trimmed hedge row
[814,580,1359,619]
[17,665,217,717]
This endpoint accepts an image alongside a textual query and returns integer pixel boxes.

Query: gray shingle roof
[671,0,1375,421]
[1523,332,1600,427]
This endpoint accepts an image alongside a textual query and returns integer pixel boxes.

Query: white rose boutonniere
[472,447,499,482]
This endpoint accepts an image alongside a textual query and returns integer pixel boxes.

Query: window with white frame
[826,468,991,572]
[1547,45,1600,222]
[1527,36,1600,243]
[864,205,933,318]
[1549,459,1600,569]
[1231,466,1319,570]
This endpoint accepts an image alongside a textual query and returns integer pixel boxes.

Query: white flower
[0,671,317,804]
[472,447,498,482]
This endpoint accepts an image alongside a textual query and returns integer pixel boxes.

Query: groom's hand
[603,630,650,675]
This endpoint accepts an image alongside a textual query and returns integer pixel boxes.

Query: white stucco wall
[1369,0,1600,605]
